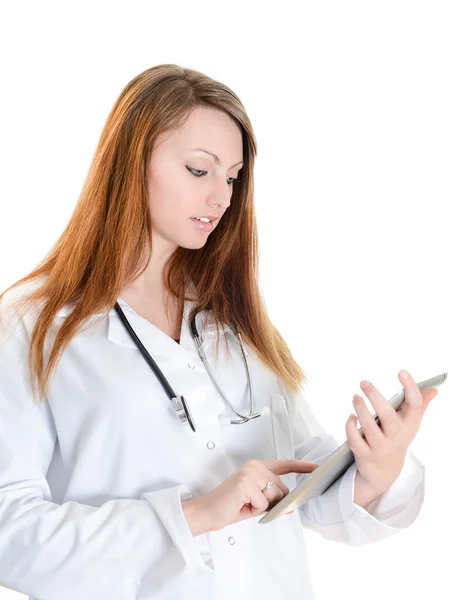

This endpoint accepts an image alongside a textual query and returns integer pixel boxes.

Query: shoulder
[0,278,44,339]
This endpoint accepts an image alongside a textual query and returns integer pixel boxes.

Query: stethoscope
[113,302,263,432]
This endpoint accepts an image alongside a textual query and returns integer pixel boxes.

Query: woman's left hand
[345,369,439,496]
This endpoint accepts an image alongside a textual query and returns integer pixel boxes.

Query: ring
[262,479,274,492]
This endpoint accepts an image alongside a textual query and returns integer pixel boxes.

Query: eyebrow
[189,148,243,169]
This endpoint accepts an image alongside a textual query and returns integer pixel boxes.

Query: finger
[244,483,274,515]
[421,387,439,409]
[263,459,320,477]
[400,388,437,419]
[260,468,290,496]
[352,393,386,449]
[396,370,424,430]
[243,476,284,515]
[247,460,291,496]
[250,476,285,514]
[346,413,371,457]
[258,479,285,507]
[359,380,401,440]
[247,478,285,505]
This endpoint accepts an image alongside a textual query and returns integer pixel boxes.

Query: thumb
[422,387,438,409]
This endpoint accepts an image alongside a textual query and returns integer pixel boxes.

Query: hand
[181,459,320,535]
[345,369,438,496]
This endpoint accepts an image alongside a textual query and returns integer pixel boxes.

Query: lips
[190,217,214,232]
[191,215,219,222]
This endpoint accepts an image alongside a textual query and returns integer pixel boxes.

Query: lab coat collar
[54,286,233,357]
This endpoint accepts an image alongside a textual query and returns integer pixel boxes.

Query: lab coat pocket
[271,393,295,459]
[271,393,297,488]
[271,393,295,460]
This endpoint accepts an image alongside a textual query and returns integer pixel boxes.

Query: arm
[0,302,212,600]
[278,378,426,545]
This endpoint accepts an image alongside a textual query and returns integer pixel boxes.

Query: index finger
[261,459,320,476]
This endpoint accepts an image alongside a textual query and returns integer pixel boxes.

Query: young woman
[0,64,437,600]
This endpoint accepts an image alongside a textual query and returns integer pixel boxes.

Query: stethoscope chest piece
[172,394,196,432]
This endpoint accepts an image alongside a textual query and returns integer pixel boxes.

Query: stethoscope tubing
[190,316,260,424]
[114,302,261,432]
[114,302,196,431]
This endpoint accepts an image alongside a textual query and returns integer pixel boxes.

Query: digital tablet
[258,371,448,524]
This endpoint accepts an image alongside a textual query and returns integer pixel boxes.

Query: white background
[0,1,449,598]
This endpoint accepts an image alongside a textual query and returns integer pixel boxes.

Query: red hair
[0,64,307,404]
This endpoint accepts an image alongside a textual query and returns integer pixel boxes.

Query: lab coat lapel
[107,297,233,357]
[107,295,198,356]
[54,290,234,357]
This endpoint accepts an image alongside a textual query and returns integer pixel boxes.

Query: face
[146,106,244,252]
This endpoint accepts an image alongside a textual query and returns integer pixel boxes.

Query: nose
[210,181,232,212]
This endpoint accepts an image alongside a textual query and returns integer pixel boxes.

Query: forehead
[161,107,243,157]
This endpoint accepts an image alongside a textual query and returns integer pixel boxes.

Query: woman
[0,64,437,600]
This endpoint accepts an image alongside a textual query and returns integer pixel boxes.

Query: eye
[187,167,206,178]
[186,166,239,185]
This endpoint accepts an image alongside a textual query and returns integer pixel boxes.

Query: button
[228,537,235,545]
[206,441,215,450]
[187,363,196,369]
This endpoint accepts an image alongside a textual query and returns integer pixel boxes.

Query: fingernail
[400,370,409,380]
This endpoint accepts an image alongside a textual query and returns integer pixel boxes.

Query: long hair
[0,64,307,405]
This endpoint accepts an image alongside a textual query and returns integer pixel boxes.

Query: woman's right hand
[181,459,320,535]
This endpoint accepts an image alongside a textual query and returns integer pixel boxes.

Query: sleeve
[279,378,426,546]
[0,298,212,600]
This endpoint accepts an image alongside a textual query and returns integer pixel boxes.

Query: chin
[178,237,209,250]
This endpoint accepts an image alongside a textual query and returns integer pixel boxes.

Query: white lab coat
[0,281,426,600]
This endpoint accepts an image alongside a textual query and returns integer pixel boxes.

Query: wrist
[353,471,386,509]
[181,494,215,536]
